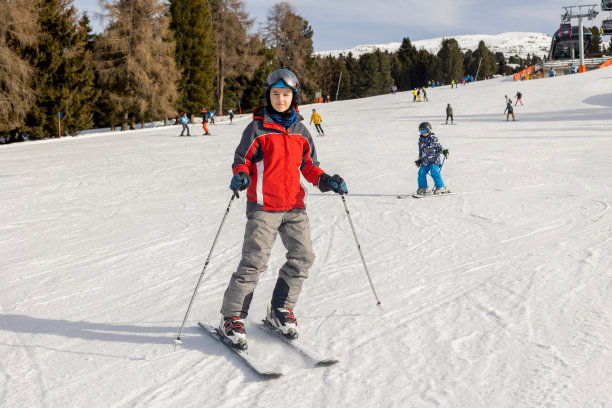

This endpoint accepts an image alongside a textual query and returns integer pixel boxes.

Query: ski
[197,322,283,379]
[411,192,456,199]
[258,320,339,367]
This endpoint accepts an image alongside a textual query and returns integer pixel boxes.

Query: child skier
[228,109,234,124]
[414,122,450,195]
[445,104,454,124]
[504,100,515,121]
[310,108,324,136]
[179,112,190,136]
[218,69,347,349]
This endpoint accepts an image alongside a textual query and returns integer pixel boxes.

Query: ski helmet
[418,122,432,132]
[265,69,300,110]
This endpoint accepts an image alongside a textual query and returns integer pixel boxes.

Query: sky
[72,0,611,51]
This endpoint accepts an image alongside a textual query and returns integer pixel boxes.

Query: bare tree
[95,0,178,130]
[0,0,39,138]
[262,1,317,102]
[210,0,260,114]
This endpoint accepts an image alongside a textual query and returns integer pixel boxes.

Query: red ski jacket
[232,106,325,212]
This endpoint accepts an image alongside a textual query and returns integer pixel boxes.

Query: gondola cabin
[602,19,612,35]
[549,25,593,59]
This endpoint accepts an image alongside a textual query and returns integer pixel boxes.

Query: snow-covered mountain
[315,32,552,59]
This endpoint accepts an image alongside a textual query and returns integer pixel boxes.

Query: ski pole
[439,156,446,172]
[174,190,239,350]
[340,195,382,308]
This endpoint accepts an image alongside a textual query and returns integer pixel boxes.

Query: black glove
[318,173,348,195]
[229,171,250,192]
[442,149,449,158]
[414,159,422,168]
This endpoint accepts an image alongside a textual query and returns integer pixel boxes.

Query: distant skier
[310,109,324,136]
[504,100,515,121]
[414,122,450,196]
[179,112,190,136]
[417,88,422,102]
[422,88,428,101]
[451,80,456,88]
[202,108,211,135]
[514,91,523,106]
[218,69,347,349]
[209,109,215,124]
[446,104,454,124]
[412,88,417,101]
[391,85,397,95]
[228,109,234,125]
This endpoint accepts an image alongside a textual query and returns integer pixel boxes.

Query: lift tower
[561,4,599,72]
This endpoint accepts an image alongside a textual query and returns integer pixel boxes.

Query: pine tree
[315,55,335,98]
[437,38,464,84]
[394,37,417,91]
[22,0,98,139]
[376,50,394,95]
[342,52,359,100]
[467,41,497,79]
[60,13,97,134]
[96,0,179,130]
[587,26,602,54]
[170,0,217,117]
[240,44,275,111]
[358,53,381,97]
[0,0,39,140]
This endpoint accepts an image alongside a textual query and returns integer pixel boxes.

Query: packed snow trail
[1,67,611,407]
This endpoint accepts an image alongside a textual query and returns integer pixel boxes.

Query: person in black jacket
[514,91,523,106]
[446,104,454,124]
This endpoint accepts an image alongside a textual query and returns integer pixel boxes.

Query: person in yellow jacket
[412,88,417,102]
[309,109,325,136]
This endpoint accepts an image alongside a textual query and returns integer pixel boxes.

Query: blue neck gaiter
[269,108,298,129]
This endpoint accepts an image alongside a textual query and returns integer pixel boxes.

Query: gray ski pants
[220,209,315,318]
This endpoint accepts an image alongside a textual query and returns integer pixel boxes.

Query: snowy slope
[1,68,612,408]
[315,32,552,59]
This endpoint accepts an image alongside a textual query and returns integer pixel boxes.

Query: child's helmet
[264,69,300,109]
[418,122,432,132]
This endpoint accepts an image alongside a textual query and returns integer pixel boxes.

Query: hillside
[1,66,611,407]
[314,32,552,59]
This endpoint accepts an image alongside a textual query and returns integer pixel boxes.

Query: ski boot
[416,187,431,196]
[434,186,450,194]
[266,305,298,339]
[219,316,247,350]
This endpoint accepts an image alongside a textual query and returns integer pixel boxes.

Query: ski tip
[262,371,284,379]
[315,358,340,367]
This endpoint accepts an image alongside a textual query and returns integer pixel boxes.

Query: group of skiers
[504,91,524,121]
[412,87,428,102]
[178,108,238,136]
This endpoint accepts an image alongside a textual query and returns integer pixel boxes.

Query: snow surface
[1,67,612,408]
[314,32,552,60]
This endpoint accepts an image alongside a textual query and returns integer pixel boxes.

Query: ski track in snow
[1,68,612,407]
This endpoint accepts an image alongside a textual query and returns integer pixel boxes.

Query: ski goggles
[419,128,431,135]
[265,69,300,92]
